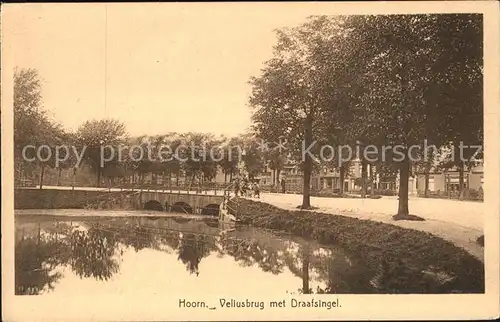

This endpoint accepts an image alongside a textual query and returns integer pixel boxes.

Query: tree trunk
[176,170,180,186]
[424,150,433,197]
[224,171,227,183]
[339,164,345,195]
[189,173,195,190]
[229,170,233,182]
[458,161,465,199]
[369,164,374,196]
[39,163,45,189]
[302,245,311,294]
[301,114,313,209]
[97,167,101,187]
[276,169,281,188]
[37,223,41,246]
[361,160,367,198]
[424,172,429,197]
[56,167,62,186]
[396,154,410,216]
[72,167,76,191]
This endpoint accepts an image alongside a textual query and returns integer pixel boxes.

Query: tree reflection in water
[69,228,120,281]
[219,237,286,275]
[16,218,373,294]
[15,221,122,294]
[15,224,63,295]
[105,221,217,277]
[177,234,216,276]
[313,255,375,294]
[282,239,374,294]
[282,242,313,294]
[121,226,155,252]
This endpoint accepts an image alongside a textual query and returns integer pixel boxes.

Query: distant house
[416,164,483,194]
[256,159,365,193]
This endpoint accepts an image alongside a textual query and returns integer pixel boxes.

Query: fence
[417,189,484,201]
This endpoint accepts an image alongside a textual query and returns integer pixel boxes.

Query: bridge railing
[79,190,140,209]
[109,182,231,195]
[226,198,239,218]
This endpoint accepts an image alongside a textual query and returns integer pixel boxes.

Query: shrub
[374,189,398,196]
[312,190,363,199]
[476,235,484,247]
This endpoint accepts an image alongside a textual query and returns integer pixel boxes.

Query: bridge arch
[144,200,164,211]
[170,201,193,214]
[201,203,220,216]
[172,216,192,224]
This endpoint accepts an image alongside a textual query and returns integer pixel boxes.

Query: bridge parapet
[137,191,225,215]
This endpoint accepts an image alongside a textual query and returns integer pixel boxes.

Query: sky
[4,3,342,137]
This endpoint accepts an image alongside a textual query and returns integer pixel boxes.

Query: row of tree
[249,14,483,217]
[13,69,282,188]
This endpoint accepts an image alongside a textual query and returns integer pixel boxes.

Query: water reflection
[15,215,374,296]
[177,234,216,276]
[69,229,119,281]
[15,225,63,295]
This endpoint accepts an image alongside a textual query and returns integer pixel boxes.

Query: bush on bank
[231,198,484,294]
[476,235,484,247]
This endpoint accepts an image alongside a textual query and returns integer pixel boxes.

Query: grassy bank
[231,197,484,294]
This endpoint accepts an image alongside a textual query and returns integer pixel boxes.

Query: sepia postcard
[1,2,499,321]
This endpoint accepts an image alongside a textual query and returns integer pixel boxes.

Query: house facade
[415,164,483,194]
[255,159,423,195]
[256,160,365,193]
[126,158,483,197]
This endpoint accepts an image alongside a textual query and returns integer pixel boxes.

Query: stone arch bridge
[134,191,225,215]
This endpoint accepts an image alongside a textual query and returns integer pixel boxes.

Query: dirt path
[251,193,484,261]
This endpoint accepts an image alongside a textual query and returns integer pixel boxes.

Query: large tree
[250,16,387,208]
[178,132,219,190]
[159,133,184,188]
[13,68,64,188]
[219,136,245,183]
[346,14,482,218]
[75,119,127,187]
[250,14,482,217]
[250,17,346,208]
[239,133,266,180]
[263,147,286,187]
[432,14,483,198]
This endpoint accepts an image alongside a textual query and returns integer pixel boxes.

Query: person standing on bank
[234,178,240,196]
[253,180,260,198]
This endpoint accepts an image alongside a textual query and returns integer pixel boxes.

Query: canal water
[15,213,375,296]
